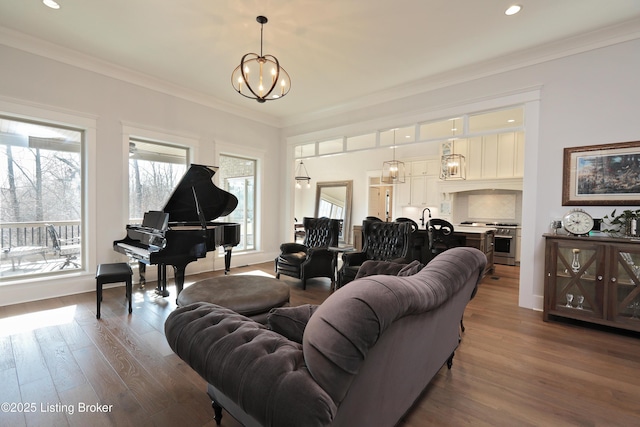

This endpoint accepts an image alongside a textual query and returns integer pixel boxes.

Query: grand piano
[114,164,240,300]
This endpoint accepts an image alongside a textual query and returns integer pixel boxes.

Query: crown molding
[281,18,640,129]
[0,26,283,128]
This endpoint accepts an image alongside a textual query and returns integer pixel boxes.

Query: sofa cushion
[354,259,406,279]
[278,251,307,265]
[353,259,424,280]
[397,259,425,276]
[267,304,319,344]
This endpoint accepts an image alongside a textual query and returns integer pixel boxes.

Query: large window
[217,155,256,251]
[0,116,83,279]
[128,138,188,221]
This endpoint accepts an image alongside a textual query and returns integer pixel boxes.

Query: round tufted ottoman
[177,275,290,324]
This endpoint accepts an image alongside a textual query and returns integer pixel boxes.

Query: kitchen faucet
[420,207,432,227]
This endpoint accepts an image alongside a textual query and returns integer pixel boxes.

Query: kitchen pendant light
[231,16,291,103]
[294,147,311,189]
[381,129,406,184]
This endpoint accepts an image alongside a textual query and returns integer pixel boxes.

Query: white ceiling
[1,1,640,127]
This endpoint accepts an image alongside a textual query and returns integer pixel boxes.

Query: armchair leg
[211,400,223,426]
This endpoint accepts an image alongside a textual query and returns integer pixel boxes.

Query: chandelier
[381,130,406,184]
[231,16,291,103]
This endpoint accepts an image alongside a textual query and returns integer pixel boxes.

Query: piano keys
[114,164,241,301]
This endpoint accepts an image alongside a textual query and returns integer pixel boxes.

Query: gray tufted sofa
[164,247,486,427]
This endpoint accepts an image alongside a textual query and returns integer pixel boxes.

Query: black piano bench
[96,263,133,319]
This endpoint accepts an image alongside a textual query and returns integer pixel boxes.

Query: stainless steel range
[460,221,519,266]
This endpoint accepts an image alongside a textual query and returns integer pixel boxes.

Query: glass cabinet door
[610,245,640,325]
[551,241,605,320]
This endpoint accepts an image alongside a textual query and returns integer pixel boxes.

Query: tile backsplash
[453,190,522,223]
[468,194,516,219]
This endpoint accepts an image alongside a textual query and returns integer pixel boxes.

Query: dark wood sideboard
[543,233,640,333]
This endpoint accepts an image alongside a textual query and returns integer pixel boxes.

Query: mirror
[315,180,353,244]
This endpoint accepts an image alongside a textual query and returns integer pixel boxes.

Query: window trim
[0,97,97,285]
[215,141,265,254]
[121,124,199,228]
[219,154,257,252]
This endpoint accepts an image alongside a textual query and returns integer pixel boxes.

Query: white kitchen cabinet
[497,133,516,177]
[451,131,524,180]
[410,175,426,205]
[398,158,440,206]
[467,137,483,179]
[482,134,498,178]
[514,132,525,177]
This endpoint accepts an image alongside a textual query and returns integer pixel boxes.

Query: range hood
[437,178,523,193]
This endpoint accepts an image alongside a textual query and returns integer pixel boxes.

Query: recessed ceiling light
[43,0,60,9]
[507,119,515,123]
[505,5,522,16]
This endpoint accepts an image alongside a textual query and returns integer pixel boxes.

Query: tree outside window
[128,139,188,222]
[1,117,83,278]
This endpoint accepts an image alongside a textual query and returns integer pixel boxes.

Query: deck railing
[1,221,81,249]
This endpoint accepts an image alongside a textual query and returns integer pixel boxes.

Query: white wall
[284,38,640,310]
[0,44,283,305]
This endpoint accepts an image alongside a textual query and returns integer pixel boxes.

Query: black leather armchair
[337,220,412,288]
[275,217,340,289]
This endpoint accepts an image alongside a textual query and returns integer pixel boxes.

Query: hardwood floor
[0,263,639,426]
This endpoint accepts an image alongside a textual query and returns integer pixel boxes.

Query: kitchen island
[353,223,494,275]
[452,226,495,275]
[408,226,494,275]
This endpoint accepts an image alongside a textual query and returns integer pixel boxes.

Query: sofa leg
[447,351,454,369]
[211,400,223,426]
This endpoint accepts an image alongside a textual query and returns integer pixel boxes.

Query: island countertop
[452,225,496,234]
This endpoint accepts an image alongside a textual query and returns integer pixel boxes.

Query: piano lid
[162,164,238,223]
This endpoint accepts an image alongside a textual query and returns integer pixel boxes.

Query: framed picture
[562,140,640,206]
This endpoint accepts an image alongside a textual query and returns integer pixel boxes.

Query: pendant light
[295,146,311,189]
[231,16,291,103]
[441,118,466,180]
[381,129,406,184]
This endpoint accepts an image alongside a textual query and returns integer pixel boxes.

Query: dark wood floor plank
[0,335,15,371]
[58,382,112,427]
[0,367,26,427]
[78,317,173,416]
[10,330,49,386]
[20,375,68,426]
[71,345,129,401]
[34,325,87,393]
[57,318,94,352]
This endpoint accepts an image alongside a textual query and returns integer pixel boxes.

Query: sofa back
[302,247,486,425]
